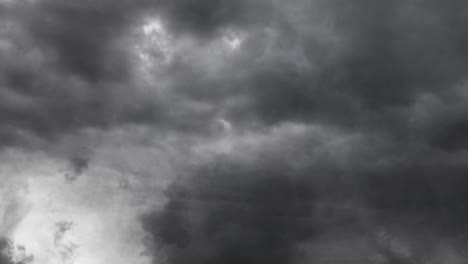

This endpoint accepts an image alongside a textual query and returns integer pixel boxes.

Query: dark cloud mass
[153,0,273,37]
[3,0,468,263]
[2,0,467,145]
[0,237,13,264]
[142,158,319,264]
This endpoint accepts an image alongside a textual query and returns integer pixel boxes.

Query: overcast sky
[2,0,468,264]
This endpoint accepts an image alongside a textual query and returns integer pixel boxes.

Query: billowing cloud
[2,0,468,264]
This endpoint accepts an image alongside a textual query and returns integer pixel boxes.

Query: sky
[1,0,468,263]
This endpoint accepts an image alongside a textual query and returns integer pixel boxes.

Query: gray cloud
[1,0,468,147]
[142,154,321,264]
[0,237,13,264]
[2,0,468,263]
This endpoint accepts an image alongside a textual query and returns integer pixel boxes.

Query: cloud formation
[2,0,468,147]
[2,0,468,263]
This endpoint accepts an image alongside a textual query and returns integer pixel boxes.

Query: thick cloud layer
[142,156,319,264]
[2,0,468,147]
[2,0,468,263]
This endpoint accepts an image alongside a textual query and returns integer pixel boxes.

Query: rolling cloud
[1,0,468,263]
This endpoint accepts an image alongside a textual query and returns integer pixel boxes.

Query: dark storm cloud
[0,0,210,148]
[1,0,468,148]
[141,157,321,264]
[0,237,13,264]
[1,0,261,150]
[359,163,468,223]
[139,124,377,264]
[0,0,138,146]
[155,0,468,148]
[230,0,468,138]
[152,0,273,37]
[430,118,468,150]
[25,0,154,82]
[139,128,468,263]
[2,0,468,261]
[138,1,468,262]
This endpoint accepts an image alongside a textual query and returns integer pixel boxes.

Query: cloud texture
[2,0,468,263]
